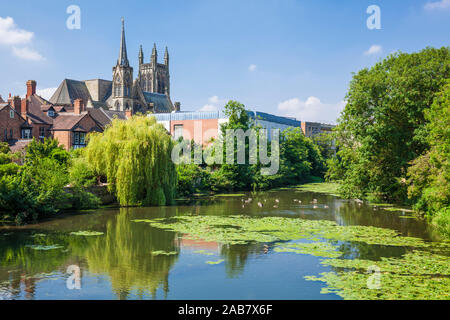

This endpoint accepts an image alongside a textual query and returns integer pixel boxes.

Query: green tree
[85,115,177,206]
[407,81,450,236]
[25,138,69,166]
[330,47,449,202]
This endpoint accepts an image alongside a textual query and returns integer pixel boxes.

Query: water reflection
[0,190,442,299]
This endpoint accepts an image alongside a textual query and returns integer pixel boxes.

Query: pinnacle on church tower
[139,45,144,65]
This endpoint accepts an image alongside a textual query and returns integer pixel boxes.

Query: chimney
[74,99,85,115]
[7,93,12,104]
[174,102,181,112]
[125,109,132,119]
[12,96,21,114]
[26,80,36,98]
[21,98,29,119]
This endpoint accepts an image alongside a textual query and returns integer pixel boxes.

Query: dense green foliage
[407,81,450,236]
[330,47,449,202]
[0,139,100,224]
[85,115,177,206]
[328,47,449,236]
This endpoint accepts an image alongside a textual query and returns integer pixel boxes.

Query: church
[50,18,178,114]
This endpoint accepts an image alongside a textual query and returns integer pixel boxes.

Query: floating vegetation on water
[25,245,64,251]
[274,242,343,258]
[206,259,224,265]
[383,207,415,213]
[151,250,178,256]
[293,183,340,196]
[305,250,450,300]
[30,233,47,238]
[70,231,104,236]
[132,216,433,248]
[193,250,215,256]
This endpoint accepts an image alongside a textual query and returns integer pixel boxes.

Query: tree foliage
[330,47,449,202]
[85,115,177,206]
[407,80,450,236]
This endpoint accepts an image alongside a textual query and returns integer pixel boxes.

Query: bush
[176,163,211,196]
[69,156,97,188]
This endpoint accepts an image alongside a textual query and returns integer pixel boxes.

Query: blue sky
[0,0,449,123]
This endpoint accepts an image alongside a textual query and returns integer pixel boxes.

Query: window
[21,129,32,139]
[174,125,183,141]
[73,132,86,149]
[39,127,45,138]
[9,129,13,139]
[48,110,55,117]
[3,129,7,141]
[10,110,14,118]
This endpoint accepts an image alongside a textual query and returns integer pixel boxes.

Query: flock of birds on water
[240,197,330,210]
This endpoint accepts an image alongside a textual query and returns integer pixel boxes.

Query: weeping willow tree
[85,116,177,206]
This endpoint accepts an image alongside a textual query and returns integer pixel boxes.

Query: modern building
[152,110,302,145]
[49,18,176,114]
[301,121,335,138]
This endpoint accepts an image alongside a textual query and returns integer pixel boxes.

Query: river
[0,188,446,300]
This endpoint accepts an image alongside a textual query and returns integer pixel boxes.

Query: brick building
[1,80,103,151]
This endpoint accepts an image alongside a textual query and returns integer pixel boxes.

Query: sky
[0,0,449,124]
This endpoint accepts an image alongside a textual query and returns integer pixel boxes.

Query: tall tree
[331,47,449,201]
[85,116,177,206]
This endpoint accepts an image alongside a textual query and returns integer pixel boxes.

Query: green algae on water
[133,215,430,248]
[274,242,342,258]
[151,250,178,256]
[25,244,64,251]
[70,231,104,236]
[305,250,450,300]
[206,259,224,265]
[293,183,340,196]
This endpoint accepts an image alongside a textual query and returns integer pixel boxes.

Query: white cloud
[198,95,227,112]
[277,96,346,124]
[364,45,382,56]
[248,64,257,72]
[0,16,44,61]
[208,95,220,104]
[424,0,450,10]
[0,17,34,45]
[12,46,45,61]
[36,87,57,100]
[198,104,219,112]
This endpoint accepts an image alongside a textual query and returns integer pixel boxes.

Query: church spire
[118,17,129,66]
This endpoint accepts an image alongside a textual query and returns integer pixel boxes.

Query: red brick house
[1,80,104,152]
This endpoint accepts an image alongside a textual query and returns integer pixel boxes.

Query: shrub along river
[0,184,449,300]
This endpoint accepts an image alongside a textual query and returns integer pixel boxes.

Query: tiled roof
[49,79,92,105]
[104,110,127,120]
[51,113,87,130]
[88,107,111,128]
[26,95,53,125]
[142,92,173,113]
[0,95,4,103]
[8,139,32,153]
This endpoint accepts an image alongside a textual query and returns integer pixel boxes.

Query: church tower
[111,18,134,111]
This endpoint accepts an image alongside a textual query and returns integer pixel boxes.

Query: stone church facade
[50,18,177,114]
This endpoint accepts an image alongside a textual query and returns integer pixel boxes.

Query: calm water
[0,190,441,300]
